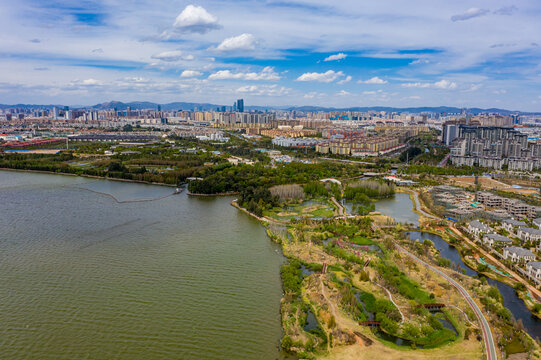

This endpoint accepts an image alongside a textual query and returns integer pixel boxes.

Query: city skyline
[1,1,541,110]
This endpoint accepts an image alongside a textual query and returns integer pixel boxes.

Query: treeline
[403,164,484,175]
[0,153,197,185]
[188,161,363,195]
[344,180,395,199]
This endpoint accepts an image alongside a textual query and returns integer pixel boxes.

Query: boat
[173,188,183,195]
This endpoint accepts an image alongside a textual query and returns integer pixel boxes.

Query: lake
[0,171,287,359]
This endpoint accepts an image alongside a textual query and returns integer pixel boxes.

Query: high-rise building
[236,99,244,113]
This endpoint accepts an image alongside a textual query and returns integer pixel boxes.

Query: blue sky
[1,0,540,110]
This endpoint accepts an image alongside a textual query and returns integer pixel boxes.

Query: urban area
[2,100,541,360]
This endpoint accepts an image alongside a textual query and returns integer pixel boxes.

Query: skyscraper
[236,99,244,113]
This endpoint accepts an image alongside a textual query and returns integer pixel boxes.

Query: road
[402,189,438,220]
[395,243,498,360]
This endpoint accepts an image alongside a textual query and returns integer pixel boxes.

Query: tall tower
[236,99,244,113]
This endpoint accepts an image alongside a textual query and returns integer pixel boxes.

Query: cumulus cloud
[434,79,457,89]
[451,8,490,22]
[337,75,352,85]
[208,66,280,81]
[494,6,518,15]
[359,76,388,84]
[216,33,256,52]
[337,90,351,96]
[151,50,184,62]
[173,5,220,34]
[324,53,347,61]
[296,70,344,83]
[402,79,457,89]
[180,70,202,78]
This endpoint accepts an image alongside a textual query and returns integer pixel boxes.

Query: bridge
[417,303,446,310]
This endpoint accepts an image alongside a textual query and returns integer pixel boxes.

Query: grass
[504,337,527,354]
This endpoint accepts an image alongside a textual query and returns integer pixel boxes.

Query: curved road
[395,243,497,360]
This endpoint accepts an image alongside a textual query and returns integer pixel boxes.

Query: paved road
[395,244,498,360]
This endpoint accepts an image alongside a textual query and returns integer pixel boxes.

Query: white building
[526,261,541,280]
[503,246,536,263]
[501,219,527,233]
[467,220,492,237]
[517,227,541,243]
[483,233,512,247]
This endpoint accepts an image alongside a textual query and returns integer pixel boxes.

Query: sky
[0,0,540,110]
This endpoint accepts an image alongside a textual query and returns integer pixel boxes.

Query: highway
[395,243,498,360]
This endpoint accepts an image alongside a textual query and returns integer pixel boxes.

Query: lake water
[0,171,287,359]
[374,193,420,225]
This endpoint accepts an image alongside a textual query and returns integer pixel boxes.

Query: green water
[0,171,286,359]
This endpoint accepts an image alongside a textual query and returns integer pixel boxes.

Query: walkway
[395,243,497,360]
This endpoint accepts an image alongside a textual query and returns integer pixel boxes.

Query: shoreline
[0,167,177,187]
[188,191,240,197]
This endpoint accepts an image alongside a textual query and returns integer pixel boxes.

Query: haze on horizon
[1,0,540,111]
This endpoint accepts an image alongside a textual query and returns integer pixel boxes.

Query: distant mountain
[285,106,530,115]
[0,102,538,115]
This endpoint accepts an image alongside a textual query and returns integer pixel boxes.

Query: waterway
[0,171,287,359]
[407,231,541,338]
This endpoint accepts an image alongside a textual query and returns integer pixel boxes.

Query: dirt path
[374,282,405,323]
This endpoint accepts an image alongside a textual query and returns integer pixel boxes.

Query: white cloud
[183,55,195,61]
[362,91,377,95]
[296,70,344,83]
[451,8,490,22]
[337,75,352,84]
[493,89,507,95]
[173,5,220,34]
[81,79,103,86]
[324,53,347,62]
[337,90,351,96]
[402,79,457,89]
[151,50,183,62]
[208,66,280,81]
[216,33,256,52]
[434,79,457,89]
[494,6,518,16]
[236,84,289,96]
[360,76,388,84]
[180,70,202,78]
[409,95,421,99]
[409,59,429,65]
